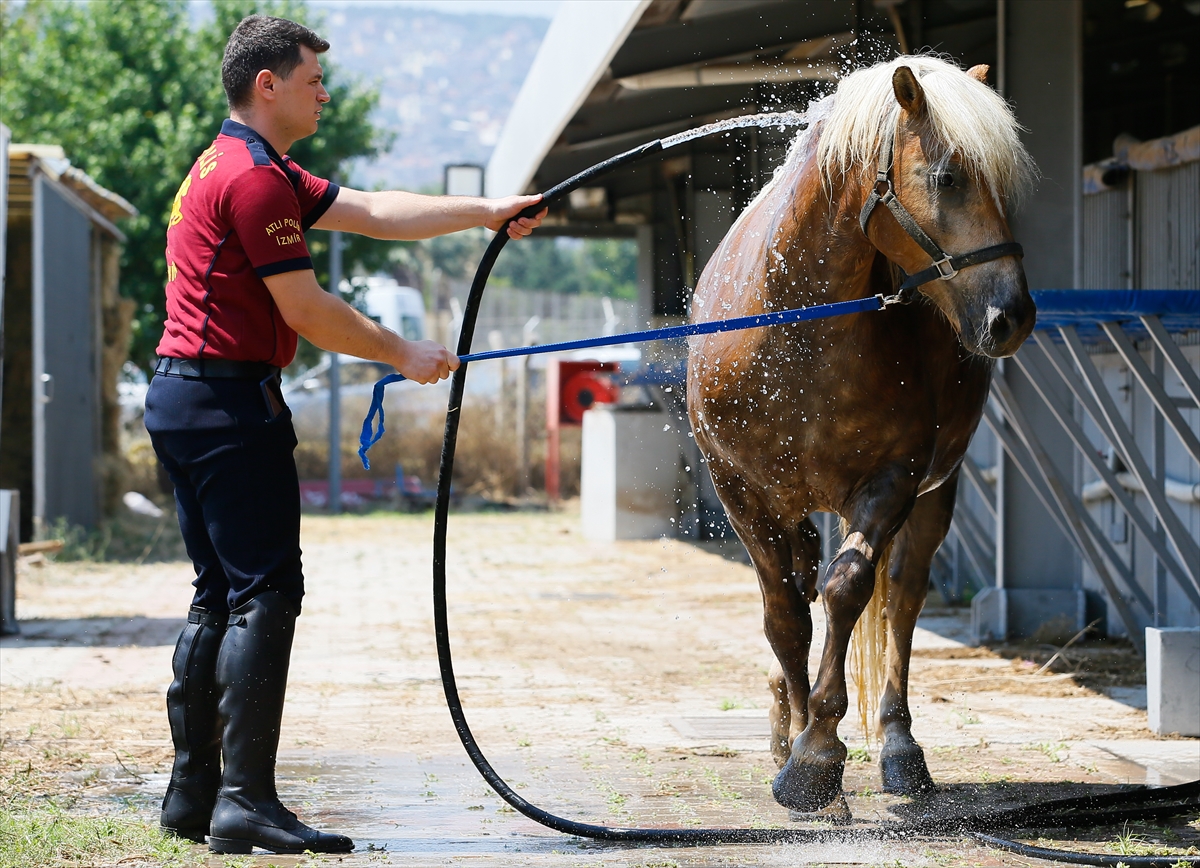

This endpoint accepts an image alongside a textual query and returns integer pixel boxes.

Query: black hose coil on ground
[427,133,1200,865]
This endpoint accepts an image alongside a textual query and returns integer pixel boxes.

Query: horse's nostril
[988,311,1013,344]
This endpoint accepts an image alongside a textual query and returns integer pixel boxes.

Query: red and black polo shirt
[157,119,339,368]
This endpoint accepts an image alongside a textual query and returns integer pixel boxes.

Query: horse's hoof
[772,755,845,812]
[880,748,936,796]
[788,791,852,825]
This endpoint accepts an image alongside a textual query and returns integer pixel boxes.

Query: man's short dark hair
[222,15,330,110]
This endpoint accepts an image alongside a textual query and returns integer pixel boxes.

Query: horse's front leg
[878,469,959,796]
[772,470,915,813]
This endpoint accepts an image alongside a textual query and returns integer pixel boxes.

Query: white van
[350,275,426,342]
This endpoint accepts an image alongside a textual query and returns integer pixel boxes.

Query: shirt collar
[220,119,286,163]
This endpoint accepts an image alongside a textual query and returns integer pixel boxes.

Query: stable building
[0,130,138,542]
[487,0,1200,693]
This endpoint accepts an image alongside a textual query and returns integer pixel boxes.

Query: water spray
[362,110,1200,863]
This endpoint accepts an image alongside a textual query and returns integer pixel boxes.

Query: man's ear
[966,64,990,84]
[892,66,925,116]
[254,69,277,101]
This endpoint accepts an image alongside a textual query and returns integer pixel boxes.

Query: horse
[686,55,1037,815]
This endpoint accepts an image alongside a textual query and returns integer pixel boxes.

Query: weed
[594,781,628,814]
[1107,823,1198,858]
[719,698,740,711]
[0,799,197,867]
[977,770,1013,784]
[701,766,741,801]
[57,715,80,739]
[951,709,981,727]
[1029,740,1068,763]
[847,746,871,763]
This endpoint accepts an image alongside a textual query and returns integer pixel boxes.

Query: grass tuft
[0,798,198,868]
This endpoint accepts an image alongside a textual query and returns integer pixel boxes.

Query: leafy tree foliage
[1,0,385,370]
[492,237,638,300]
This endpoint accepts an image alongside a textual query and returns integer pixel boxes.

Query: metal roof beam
[611,1,854,79]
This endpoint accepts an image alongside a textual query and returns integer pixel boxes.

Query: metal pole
[1015,347,1195,604]
[1140,315,1200,408]
[1059,326,1200,592]
[990,377,1155,619]
[1100,321,1200,464]
[328,230,343,515]
[960,453,998,520]
[983,398,1146,651]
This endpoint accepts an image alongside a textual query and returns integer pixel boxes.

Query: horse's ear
[967,64,990,84]
[892,66,925,115]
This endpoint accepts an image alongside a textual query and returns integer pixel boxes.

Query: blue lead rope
[357,293,887,468]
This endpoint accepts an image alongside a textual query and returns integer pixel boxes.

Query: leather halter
[859,127,1024,305]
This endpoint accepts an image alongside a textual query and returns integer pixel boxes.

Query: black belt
[155,357,281,380]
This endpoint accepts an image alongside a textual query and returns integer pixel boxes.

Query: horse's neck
[771,151,878,307]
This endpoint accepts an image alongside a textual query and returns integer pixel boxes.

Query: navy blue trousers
[144,374,304,615]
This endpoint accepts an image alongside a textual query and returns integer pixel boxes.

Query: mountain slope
[319,5,548,192]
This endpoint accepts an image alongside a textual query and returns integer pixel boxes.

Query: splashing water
[661,110,809,149]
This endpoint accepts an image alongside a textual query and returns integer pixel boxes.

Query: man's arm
[263,269,456,384]
[312,188,547,241]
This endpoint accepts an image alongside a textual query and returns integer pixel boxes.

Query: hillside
[318,5,548,192]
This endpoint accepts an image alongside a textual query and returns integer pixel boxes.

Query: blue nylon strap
[357,293,885,468]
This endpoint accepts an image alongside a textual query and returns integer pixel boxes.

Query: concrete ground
[2,508,1197,867]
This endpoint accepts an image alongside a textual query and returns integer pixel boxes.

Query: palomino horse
[687,56,1036,814]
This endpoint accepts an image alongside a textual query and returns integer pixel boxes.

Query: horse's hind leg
[765,519,822,767]
[715,476,819,769]
[878,471,959,796]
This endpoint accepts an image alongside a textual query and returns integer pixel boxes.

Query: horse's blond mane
[741,56,1036,219]
[816,55,1035,204]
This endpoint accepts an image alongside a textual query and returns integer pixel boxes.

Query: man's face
[272,46,330,139]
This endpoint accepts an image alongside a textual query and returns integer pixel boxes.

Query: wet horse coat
[686,57,1036,813]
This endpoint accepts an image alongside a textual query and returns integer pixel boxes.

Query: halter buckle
[933,257,958,280]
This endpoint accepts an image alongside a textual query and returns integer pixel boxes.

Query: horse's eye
[934,172,955,188]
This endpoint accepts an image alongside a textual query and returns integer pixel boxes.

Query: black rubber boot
[160,606,227,842]
[207,592,353,855]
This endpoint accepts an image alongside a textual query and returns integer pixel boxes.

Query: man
[147,16,545,855]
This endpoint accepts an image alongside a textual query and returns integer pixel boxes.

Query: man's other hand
[485,194,548,239]
[395,339,460,384]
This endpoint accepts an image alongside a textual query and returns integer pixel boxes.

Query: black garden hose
[426,129,1200,863]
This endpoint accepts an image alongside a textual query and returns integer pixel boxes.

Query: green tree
[0,0,386,370]
[491,237,637,299]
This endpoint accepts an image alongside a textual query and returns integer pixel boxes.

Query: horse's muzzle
[969,279,1036,358]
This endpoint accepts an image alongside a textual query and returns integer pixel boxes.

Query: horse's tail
[841,519,891,743]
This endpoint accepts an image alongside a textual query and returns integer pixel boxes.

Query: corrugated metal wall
[1137,161,1200,290]
[1082,188,1129,289]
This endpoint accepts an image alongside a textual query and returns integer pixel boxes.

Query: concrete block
[580,407,680,541]
[1147,627,1200,737]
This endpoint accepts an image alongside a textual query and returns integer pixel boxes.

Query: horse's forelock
[814,55,1037,206]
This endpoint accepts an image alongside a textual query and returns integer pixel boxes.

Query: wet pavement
[3,510,1197,866]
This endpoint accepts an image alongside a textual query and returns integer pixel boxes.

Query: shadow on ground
[1,616,185,647]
